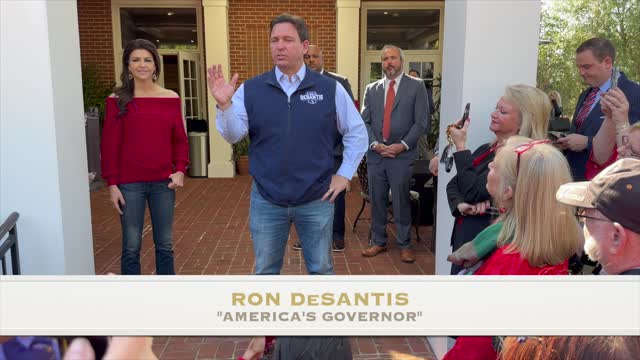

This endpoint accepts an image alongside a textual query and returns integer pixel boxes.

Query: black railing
[0,212,20,275]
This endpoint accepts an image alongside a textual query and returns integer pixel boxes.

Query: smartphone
[548,131,567,141]
[611,66,620,89]
[456,103,471,129]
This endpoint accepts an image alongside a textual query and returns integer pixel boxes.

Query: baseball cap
[556,158,640,233]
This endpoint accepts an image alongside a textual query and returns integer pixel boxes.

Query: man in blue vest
[207,14,367,275]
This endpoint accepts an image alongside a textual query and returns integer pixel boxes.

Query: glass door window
[179,51,201,121]
[360,3,443,101]
[361,54,440,101]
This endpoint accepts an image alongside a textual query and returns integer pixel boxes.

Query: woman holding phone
[445,85,550,274]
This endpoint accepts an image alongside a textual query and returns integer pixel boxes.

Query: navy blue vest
[244,68,337,206]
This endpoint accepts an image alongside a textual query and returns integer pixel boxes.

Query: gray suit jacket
[361,74,430,164]
[322,69,354,101]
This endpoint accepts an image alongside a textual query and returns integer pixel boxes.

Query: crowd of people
[98,13,640,282]
[4,12,637,360]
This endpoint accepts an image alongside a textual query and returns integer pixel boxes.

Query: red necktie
[382,80,396,140]
[574,87,599,131]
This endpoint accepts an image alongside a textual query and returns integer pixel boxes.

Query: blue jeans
[249,183,334,275]
[118,180,175,275]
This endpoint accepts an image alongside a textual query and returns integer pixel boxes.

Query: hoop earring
[128,72,133,80]
[153,73,157,81]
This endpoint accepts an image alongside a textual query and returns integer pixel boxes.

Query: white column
[336,0,361,99]
[203,0,235,178]
[429,0,541,357]
[1,0,94,274]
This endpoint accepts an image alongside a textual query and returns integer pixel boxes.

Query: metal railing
[0,212,21,275]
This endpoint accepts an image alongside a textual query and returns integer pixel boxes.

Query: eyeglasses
[574,208,615,225]
[513,139,551,175]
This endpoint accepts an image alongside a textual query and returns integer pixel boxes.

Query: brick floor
[90,176,436,359]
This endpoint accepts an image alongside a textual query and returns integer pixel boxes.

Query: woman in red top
[443,137,583,360]
[101,39,189,275]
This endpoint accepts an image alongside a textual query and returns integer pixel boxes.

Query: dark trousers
[368,158,413,248]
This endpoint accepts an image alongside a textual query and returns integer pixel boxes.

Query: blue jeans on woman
[118,180,175,275]
[249,183,334,275]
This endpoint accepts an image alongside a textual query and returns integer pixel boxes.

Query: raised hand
[207,64,239,110]
[601,88,630,125]
[448,118,470,151]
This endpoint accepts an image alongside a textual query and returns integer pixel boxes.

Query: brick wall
[228,0,337,83]
[77,0,115,85]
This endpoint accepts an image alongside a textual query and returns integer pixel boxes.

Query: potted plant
[82,65,115,126]
[233,137,250,175]
[82,65,115,188]
[427,75,441,154]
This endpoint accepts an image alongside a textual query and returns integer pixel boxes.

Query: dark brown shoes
[400,249,415,263]
[362,246,415,263]
[362,245,387,257]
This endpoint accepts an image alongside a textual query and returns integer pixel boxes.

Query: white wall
[1,0,94,274]
[429,0,542,357]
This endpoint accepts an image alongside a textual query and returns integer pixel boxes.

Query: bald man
[292,45,356,252]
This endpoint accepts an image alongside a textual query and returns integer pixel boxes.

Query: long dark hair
[114,39,162,116]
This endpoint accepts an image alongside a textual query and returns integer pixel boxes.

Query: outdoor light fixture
[167,11,175,16]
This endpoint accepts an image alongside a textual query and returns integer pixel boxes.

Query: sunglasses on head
[513,139,551,176]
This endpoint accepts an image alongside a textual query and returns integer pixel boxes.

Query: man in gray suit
[361,45,430,263]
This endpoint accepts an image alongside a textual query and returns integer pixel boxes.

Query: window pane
[369,62,382,84]
[189,61,196,80]
[408,62,434,80]
[183,60,190,78]
[408,62,421,75]
[184,79,191,98]
[192,98,199,118]
[162,55,179,94]
[120,8,197,50]
[185,99,193,117]
[422,62,434,79]
[367,9,440,51]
